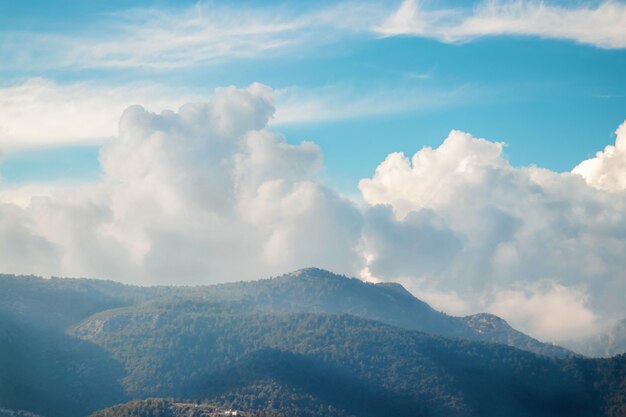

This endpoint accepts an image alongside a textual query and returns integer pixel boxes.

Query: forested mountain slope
[73,306,626,417]
[0,268,572,357]
[2,269,623,417]
[181,268,573,357]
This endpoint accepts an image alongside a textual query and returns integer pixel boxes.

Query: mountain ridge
[0,268,573,358]
[193,267,574,358]
[1,268,625,417]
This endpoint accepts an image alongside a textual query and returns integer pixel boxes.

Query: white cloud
[0,78,202,149]
[573,120,626,191]
[2,81,626,346]
[489,282,598,342]
[272,84,473,125]
[0,2,384,71]
[0,83,363,284]
[376,0,626,49]
[359,129,509,219]
[362,205,463,278]
[0,202,61,277]
[3,0,624,78]
[403,283,473,316]
[359,124,626,343]
[0,78,476,148]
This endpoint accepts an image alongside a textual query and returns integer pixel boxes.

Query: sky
[1,0,626,346]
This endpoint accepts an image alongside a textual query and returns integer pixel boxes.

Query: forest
[1,269,625,417]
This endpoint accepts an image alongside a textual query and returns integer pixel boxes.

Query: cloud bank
[2,84,626,345]
[376,0,626,49]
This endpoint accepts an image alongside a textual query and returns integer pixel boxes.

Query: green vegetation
[1,270,625,417]
[74,310,624,417]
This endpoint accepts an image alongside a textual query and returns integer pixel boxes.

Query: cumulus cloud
[2,81,626,345]
[573,120,626,191]
[362,205,463,279]
[359,126,626,342]
[0,202,61,277]
[376,0,626,49]
[0,83,362,283]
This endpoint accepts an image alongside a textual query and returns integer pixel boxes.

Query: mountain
[0,268,570,358]
[0,273,160,329]
[71,308,626,417]
[459,313,567,356]
[0,275,135,417]
[158,267,573,357]
[2,269,623,417]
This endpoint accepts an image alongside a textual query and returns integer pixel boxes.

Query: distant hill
[2,269,624,417]
[73,309,626,417]
[0,268,572,358]
[176,267,573,358]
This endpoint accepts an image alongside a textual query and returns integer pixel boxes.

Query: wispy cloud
[0,78,477,148]
[376,0,626,49]
[3,1,624,72]
[0,2,384,70]
[272,83,474,125]
[0,78,202,148]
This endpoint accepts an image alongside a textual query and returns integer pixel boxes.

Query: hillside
[71,304,626,417]
[72,310,606,417]
[187,268,573,357]
[2,269,623,417]
[0,269,572,358]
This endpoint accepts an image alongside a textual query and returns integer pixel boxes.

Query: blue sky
[1,0,626,192]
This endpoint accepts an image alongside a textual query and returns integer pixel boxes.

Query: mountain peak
[289,267,336,277]
[263,268,573,357]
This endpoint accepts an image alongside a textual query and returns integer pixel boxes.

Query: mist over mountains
[572,319,626,358]
[1,268,625,417]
